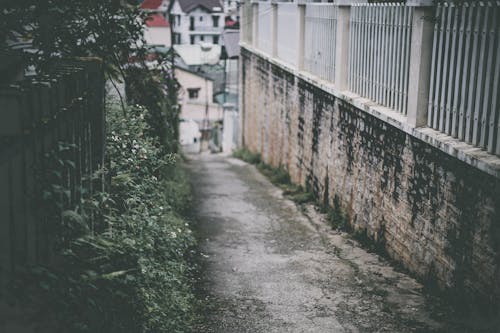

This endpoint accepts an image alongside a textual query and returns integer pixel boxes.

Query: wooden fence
[0,58,105,287]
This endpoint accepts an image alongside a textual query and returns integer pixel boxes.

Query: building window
[188,88,200,99]
[200,35,204,41]
[173,33,181,44]
[190,16,195,30]
[190,35,195,44]
[199,16,203,22]
[212,16,219,27]
[213,36,219,44]
[177,15,181,26]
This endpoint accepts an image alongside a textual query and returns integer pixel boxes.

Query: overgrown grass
[233,148,350,230]
[232,148,261,164]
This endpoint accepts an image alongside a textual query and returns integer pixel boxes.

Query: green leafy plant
[7,103,198,333]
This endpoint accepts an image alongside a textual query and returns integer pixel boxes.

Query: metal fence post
[407,0,434,127]
[271,1,278,58]
[252,1,259,49]
[297,1,306,71]
[335,2,352,90]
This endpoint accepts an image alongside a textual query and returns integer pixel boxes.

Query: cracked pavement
[187,153,453,333]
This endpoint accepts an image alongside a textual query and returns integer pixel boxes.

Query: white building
[144,14,171,48]
[169,0,225,45]
[175,66,222,124]
[179,119,202,154]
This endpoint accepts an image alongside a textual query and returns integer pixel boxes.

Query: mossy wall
[241,49,500,304]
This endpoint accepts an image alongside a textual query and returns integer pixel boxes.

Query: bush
[6,104,198,333]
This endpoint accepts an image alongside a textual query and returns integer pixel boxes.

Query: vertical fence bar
[451,3,466,138]
[445,4,458,134]
[388,4,395,109]
[489,5,500,154]
[433,4,445,128]
[480,3,496,148]
[439,3,452,132]
[403,6,412,115]
[472,3,489,146]
[458,4,474,140]
[464,4,482,143]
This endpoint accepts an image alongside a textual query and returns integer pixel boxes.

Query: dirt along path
[187,153,454,333]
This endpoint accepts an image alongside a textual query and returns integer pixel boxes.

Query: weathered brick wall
[241,49,500,303]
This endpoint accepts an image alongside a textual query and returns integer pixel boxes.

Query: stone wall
[241,49,500,304]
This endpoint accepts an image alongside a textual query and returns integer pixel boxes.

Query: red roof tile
[140,0,163,10]
[146,14,169,27]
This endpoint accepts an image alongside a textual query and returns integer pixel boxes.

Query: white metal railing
[348,3,413,115]
[277,3,299,66]
[304,4,337,82]
[240,0,500,158]
[241,0,253,44]
[427,1,500,155]
[257,2,273,55]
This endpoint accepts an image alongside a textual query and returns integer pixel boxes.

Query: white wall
[144,27,171,47]
[175,68,222,122]
[179,119,201,154]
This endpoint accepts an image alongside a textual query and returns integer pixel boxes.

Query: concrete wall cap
[406,0,434,6]
[335,0,366,6]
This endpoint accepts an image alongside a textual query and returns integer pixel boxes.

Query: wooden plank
[10,152,26,271]
[0,162,12,287]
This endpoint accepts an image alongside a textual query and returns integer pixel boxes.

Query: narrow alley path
[187,154,450,333]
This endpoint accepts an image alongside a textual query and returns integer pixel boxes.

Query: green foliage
[233,149,350,230]
[8,104,197,332]
[3,1,193,331]
[284,186,315,205]
[125,61,180,153]
[232,148,261,164]
[320,195,348,231]
[233,148,315,205]
[0,0,146,76]
[257,163,291,186]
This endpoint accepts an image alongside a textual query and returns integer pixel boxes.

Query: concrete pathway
[187,154,451,333]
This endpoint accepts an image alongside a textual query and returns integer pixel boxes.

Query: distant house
[169,0,224,45]
[175,66,221,124]
[144,13,171,47]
